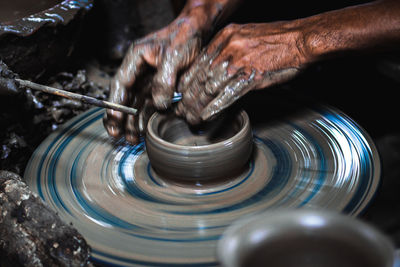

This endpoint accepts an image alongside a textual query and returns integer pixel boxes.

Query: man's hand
[103,0,241,144]
[175,22,308,124]
[175,0,400,124]
[103,21,202,144]
[0,61,19,95]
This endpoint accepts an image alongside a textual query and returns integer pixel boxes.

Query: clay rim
[0,0,93,36]
[217,210,396,267]
[146,110,252,152]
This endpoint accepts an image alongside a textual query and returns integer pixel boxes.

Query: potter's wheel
[24,106,380,266]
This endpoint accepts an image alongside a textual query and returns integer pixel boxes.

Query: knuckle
[224,23,239,34]
[228,37,244,49]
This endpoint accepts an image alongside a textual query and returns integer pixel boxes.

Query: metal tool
[15,78,182,115]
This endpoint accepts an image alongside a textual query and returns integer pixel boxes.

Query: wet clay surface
[0,0,62,23]
[158,114,239,146]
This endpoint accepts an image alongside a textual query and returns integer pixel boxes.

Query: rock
[0,171,92,267]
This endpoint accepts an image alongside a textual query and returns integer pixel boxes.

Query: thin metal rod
[16,78,138,115]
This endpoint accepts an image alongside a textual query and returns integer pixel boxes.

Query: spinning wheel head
[24,107,381,266]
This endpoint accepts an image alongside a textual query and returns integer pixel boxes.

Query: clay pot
[0,0,93,79]
[145,110,253,181]
[218,210,399,267]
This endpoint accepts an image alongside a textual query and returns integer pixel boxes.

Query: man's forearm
[299,0,400,61]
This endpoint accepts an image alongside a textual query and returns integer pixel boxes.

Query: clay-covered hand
[0,61,20,95]
[176,0,400,124]
[175,22,310,124]
[103,0,241,144]
[103,18,203,144]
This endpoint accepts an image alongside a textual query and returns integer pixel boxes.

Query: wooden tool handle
[16,78,138,115]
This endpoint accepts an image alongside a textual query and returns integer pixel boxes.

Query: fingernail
[108,125,122,138]
[103,116,120,137]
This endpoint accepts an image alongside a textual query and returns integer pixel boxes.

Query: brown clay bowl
[145,110,253,181]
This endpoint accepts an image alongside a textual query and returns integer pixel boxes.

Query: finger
[176,73,231,124]
[124,93,147,143]
[177,78,202,111]
[177,63,196,93]
[201,74,253,121]
[176,54,233,123]
[104,45,146,139]
[117,44,149,88]
[201,68,300,121]
[138,98,155,134]
[103,112,124,139]
[177,50,212,94]
[174,101,185,117]
[125,114,140,144]
[177,24,235,93]
[175,99,203,125]
[178,51,244,124]
[177,96,202,125]
[152,37,202,109]
[178,39,231,95]
[151,55,178,110]
[204,61,231,95]
[185,89,214,124]
[123,96,155,144]
[186,111,201,125]
[104,79,129,139]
